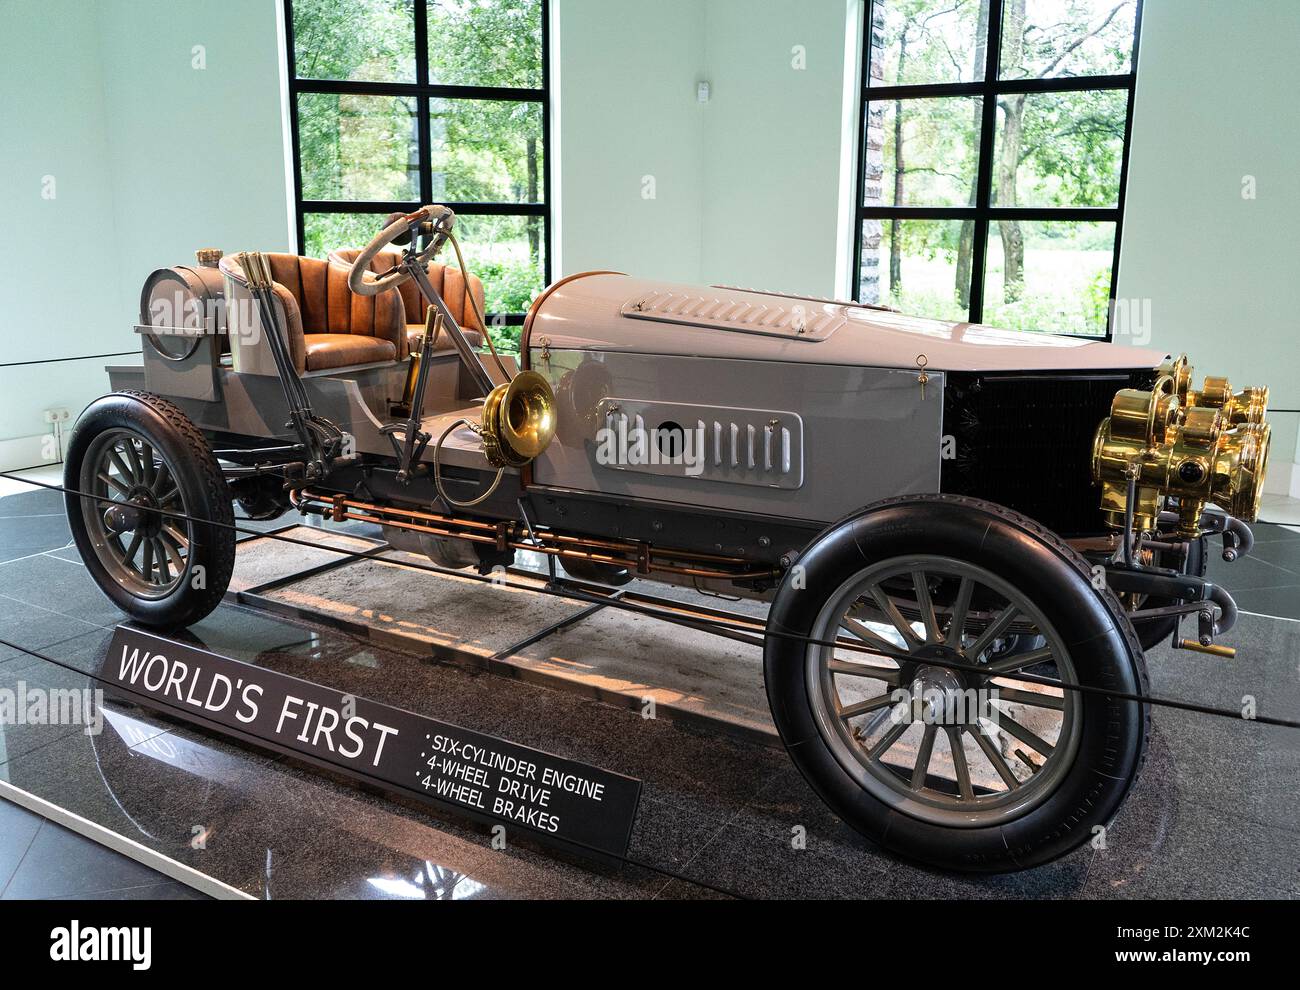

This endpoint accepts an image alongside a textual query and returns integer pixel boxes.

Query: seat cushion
[302,334,397,371]
[406,325,485,353]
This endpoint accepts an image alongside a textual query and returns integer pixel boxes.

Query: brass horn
[479,370,556,468]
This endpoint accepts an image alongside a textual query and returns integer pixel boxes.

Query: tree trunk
[954,0,989,310]
[526,136,540,264]
[889,37,909,294]
[998,0,1027,302]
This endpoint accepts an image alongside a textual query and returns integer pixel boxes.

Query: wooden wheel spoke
[151,459,172,498]
[839,618,910,660]
[972,726,1021,790]
[983,645,1054,675]
[838,694,897,720]
[867,584,923,647]
[139,538,155,583]
[162,522,191,551]
[991,686,1065,711]
[945,577,974,649]
[910,724,938,790]
[97,471,128,496]
[867,715,910,760]
[992,712,1056,758]
[827,657,901,685]
[122,532,142,566]
[911,570,941,644]
[946,728,974,799]
[966,605,1021,661]
[108,446,137,486]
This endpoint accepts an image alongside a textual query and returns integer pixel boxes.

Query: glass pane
[299,93,419,201]
[293,0,416,83]
[991,89,1125,208]
[868,0,991,86]
[430,99,543,203]
[427,0,543,88]
[859,218,972,321]
[448,214,546,333]
[865,97,981,207]
[302,212,397,259]
[982,220,1114,335]
[1000,0,1138,80]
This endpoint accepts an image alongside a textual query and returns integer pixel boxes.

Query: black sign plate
[99,627,642,858]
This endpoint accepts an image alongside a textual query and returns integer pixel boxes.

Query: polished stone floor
[1,475,1298,899]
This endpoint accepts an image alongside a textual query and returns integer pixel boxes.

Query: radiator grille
[940,369,1157,536]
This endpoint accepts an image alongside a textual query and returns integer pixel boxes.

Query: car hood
[526,273,1166,373]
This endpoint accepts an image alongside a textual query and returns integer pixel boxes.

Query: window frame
[851,0,1143,338]
[283,0,551,324]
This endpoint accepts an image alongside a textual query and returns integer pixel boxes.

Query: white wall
[1118,0,1300,492]
[556,0,857,295]
[0,1,126,465]
[697,0,856,297]
[0,0,290,470]
[555,0,708,282]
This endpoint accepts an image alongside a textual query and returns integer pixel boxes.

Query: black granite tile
[0,594,104,660]
[1084,802,1300,899]
[0,553,125,628]
[46,880,209,900]
[0,799,42,895]
[1,819,170,899]
[0,513,71,563]
[0,660,109,765]
[1246,522,1300,545]
[653,877,736,899]
[673,821,886,899]
[1227,585,1300,621]
[0,489,64,519]
[627,795,728,871]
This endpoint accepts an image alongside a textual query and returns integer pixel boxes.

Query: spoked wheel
[65,391,235,628]
[765,495,1148,872]
[81,429,191,598]
[807,557,1080,829]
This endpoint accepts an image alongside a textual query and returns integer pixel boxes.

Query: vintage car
[63,206,1272,872]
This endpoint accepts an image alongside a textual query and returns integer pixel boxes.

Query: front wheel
[764,494,1149,873]
[64,390,235,628]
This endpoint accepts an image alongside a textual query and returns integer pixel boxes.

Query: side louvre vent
[594,398,804,490]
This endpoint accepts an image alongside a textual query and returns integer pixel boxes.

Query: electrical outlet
[43,407,70,424]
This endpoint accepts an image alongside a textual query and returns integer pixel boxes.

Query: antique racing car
[63,206,1272,871]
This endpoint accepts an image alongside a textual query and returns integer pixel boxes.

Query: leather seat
[328,249,487,353]
[223,253,405,373]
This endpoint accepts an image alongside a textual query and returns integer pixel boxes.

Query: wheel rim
[79,428,192,600]
[805,554,1082,829]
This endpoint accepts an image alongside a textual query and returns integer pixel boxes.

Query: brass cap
[195,248,223,267]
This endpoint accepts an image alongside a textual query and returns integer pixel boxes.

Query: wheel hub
[908,660,975,727]
[105,488,163,538]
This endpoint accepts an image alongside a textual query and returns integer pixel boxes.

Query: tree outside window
[857,0,1140,336]
[287,0,548,352]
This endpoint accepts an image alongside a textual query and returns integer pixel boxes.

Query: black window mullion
[541,0,552,285]
[1108,0,1145,336]
[413,0,433,206]
[285,0,551,314]
[854,0,1138,339]
[966,0,1005,325]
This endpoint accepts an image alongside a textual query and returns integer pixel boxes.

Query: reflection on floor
[0,471,1298,899]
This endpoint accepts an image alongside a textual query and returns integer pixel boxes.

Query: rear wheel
[64,391,235,628]
[764,494,1148,872]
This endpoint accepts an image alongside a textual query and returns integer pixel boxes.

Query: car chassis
[62,206,1273,872]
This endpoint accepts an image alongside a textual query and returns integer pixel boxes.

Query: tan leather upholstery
[237,254,405,373]
[327,249,487,354]
[303,334,396,371]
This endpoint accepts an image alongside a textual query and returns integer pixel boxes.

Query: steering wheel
[347,205,454,297]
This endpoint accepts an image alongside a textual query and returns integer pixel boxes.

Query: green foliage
[867,0,1137,332]
[293,0,544,316]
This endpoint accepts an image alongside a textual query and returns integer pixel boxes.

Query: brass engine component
[479,369,557,468]
[1092,354,1271,537]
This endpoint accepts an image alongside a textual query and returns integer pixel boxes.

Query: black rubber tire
[1134,536,1206,651]
[64,390,235,629]
[764,493,1149,873]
